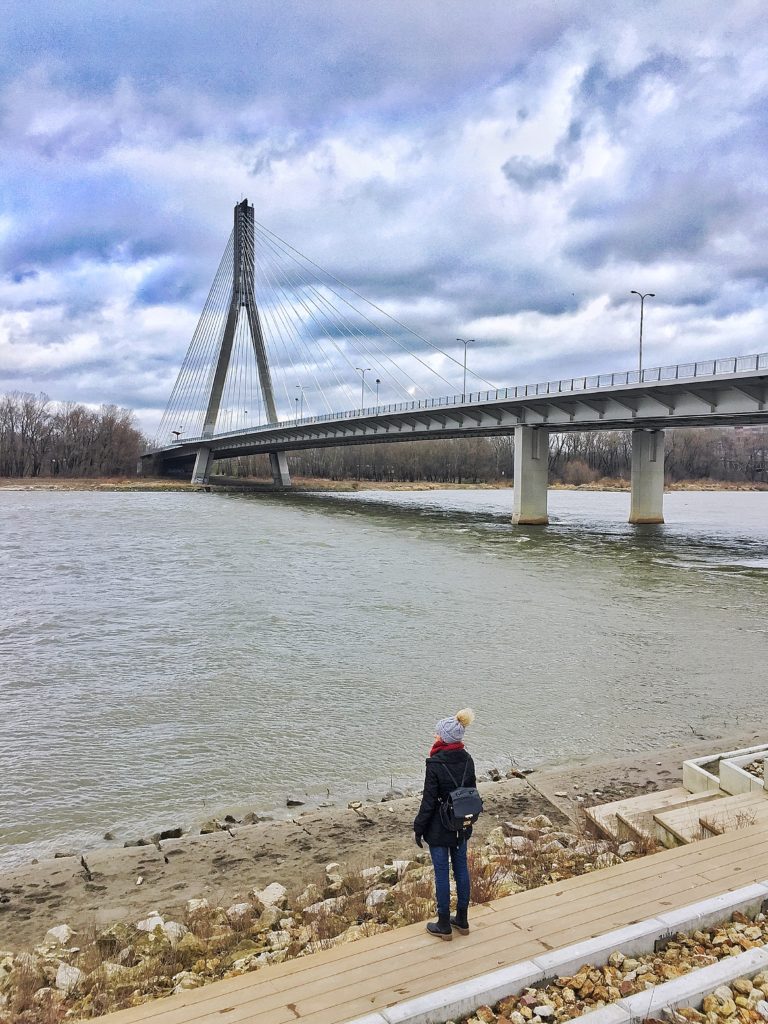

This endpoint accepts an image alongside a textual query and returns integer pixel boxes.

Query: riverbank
[2,728,763,953]
[1,475,766,492]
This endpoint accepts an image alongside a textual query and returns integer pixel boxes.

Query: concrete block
[382,963,542,1024]
[565,1006,629,1024]
[655,882,768,932]
[346,1015,389,1024]
[532,921,664,978]
[621,946,768,1017]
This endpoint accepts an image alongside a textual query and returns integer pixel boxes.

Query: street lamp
[355,367,371,408]
[295,396,300,418]
[456,338,475,400]
[630,291,654,378]
[375,378,381,405]
[295,384,306,418]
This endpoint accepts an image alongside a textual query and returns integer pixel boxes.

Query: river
[1,487,766,869]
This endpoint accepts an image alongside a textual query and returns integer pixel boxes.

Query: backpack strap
[437,760,460,789]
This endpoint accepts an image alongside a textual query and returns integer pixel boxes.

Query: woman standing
[413,708,476,940]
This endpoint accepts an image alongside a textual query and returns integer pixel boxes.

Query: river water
[1,487,766,869]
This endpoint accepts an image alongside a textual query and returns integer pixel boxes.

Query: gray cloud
[1,1,768,434]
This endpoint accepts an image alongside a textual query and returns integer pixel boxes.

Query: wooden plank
[585,788,721,839]
[83,824,768,1024]
[699,796,768,835]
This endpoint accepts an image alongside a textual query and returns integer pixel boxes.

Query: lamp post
[355,367,371,408]
[456,338,475,400]
[630,291,654,378]
[375,378,381,405]
[295,384,307,418]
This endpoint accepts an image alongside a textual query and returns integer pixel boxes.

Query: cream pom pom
[455,708,475,728]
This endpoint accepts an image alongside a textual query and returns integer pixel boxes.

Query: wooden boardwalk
[90,824,768,1024]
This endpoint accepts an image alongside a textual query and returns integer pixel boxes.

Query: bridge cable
[253,220,497,389]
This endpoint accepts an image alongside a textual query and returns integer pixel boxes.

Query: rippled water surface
[1,487,766,867]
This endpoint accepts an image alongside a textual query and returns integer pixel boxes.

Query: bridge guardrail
[146,351,768,452]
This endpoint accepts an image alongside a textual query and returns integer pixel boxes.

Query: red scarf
[429,739,464,757]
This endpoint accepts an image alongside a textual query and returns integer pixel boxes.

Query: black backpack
[438,760,484,833]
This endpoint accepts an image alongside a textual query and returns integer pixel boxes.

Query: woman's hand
[414,832,424,848]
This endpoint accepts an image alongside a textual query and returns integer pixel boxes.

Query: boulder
[44,924,75,947]
[55,963,84,994]
[296,883,323,909]
[185,898,210,916]
[486,826,507,849]
[488,768,502,782]
[226,903,253,923]
[255,882,288,908]
[172,970,203,993]
[136,912,164,933]
[200,819,224,834]
[161,921,189,945]
[159,827,184,841]
[286,797,305,807]
[365,889,388,909]
[618,841,637,857]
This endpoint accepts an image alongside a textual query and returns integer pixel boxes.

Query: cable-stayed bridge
[142,200,768,524]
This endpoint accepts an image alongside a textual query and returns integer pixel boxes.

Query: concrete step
[616,791,722,844]
[654,804,720,847]
[698,792,768,836]
[585,787,721,841]
[652,792,768,847]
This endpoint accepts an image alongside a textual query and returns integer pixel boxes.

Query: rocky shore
[0,813,651,1022]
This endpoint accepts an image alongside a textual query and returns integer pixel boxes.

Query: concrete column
[629,428,665,524]
[191,446,213,485]
[512,426,549,525]
[269,451,291,488]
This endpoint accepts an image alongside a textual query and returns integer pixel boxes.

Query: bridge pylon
[191,199,290,487]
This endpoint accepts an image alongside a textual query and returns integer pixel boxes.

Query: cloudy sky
[1,0,767,435]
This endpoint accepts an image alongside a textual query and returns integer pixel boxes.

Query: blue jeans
[429,841,470,916]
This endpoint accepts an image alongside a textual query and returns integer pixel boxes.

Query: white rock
[226,902,253,922]
[618,841,637,857]
[185,898,210,915]
[136,912,164,932]
[267,929,292,949]
[535,1006,555,1019]
[255,882,288,908]
[390,859,412,875]
[44,925,74,947]
[595,851,622,868]
[365,889,389,909]
[755,1000,768,1021]
[303,896,348,915]
[161,921,189,944]
[713,985,734,1002]
[325,862,341,877]
[508,835,530,851]
[361,866,382,880]
[172,970,203,992]
[55,963,84,994]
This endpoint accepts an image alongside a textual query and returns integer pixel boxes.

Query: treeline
[219,427,768,485]
[0,392,144,478]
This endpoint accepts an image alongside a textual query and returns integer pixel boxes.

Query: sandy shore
[1,476,765,492]
[2,729,764,951]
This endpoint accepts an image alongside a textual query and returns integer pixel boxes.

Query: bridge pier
[512,426,549,525]
[629,428,665,524]
[269,451,292,488]
[191,446,213,485]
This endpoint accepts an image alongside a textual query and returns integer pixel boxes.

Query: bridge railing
[149,351,768,451]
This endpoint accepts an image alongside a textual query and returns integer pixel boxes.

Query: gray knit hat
[435,716,465,744]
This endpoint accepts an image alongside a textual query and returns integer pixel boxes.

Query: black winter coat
[413,747,476,848]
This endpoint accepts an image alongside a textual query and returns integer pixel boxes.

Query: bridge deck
[88,823,768,1024]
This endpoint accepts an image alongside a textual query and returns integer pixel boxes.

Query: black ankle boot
[426,911,453,940]
[450,907,469,934]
